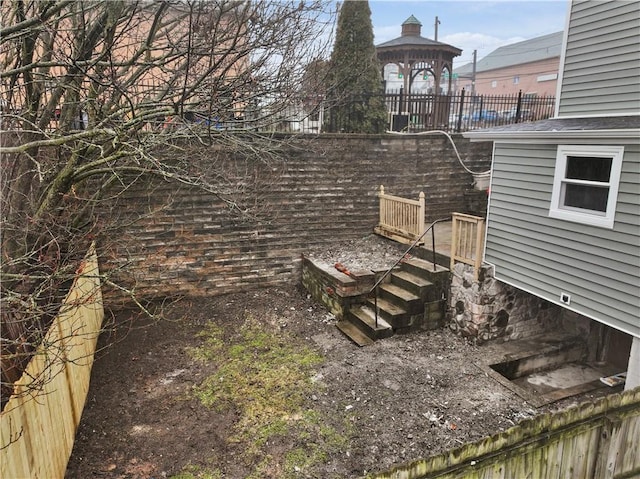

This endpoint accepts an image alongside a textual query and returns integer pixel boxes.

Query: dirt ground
[65,238,613,479]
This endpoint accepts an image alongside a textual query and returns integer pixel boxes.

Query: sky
[368,0,570,69]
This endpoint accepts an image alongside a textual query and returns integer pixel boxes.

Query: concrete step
[348,305,394,340]
[336,320,374,347]
[378,283,422,314]
[365,296,411,328]
[400,257,448,278]
[390,270,435,300]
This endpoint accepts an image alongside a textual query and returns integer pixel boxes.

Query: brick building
[454,31,563,96]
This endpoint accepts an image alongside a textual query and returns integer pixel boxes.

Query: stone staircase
[336,257,450,346]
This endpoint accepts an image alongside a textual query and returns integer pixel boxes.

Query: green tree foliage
[324,0,387,133]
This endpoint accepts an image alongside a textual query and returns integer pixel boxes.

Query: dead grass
[180,315,348,478]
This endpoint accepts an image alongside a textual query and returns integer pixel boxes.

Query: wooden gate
[374,185,426,245]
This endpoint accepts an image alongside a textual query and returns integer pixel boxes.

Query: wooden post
[450,213,458,271]
[474,218,485,280]
[378,185,385,228]
[418,191,425,239]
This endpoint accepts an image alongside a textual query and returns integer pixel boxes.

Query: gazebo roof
[376,15,462,56]
[377,35,460,51]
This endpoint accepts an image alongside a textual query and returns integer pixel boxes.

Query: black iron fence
[325,89,556,133]
[2,79,555,134]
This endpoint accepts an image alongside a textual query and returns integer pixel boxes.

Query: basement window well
[486,332,629,407]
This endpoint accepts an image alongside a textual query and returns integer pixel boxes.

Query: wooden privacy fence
[1,243,104,479]
[367,387,640,479]
[374,185,426,245]
[450,213,485,280]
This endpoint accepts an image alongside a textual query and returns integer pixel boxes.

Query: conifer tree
[324,0,387,133]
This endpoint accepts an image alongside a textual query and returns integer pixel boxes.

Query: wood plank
[0,244,104,478]
[336,320,374,347]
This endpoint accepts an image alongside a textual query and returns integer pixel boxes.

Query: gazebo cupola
[401,15,422,37]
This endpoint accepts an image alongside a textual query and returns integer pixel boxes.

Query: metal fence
[2,79,555,134]
[325,89,556,134]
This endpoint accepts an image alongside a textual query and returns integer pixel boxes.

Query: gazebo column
[400,53,411,114]
[431,57,452,126]
[375,15,462,131]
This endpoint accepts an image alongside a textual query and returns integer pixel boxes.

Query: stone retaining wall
[300,257,385,319]
[107,134,491,301]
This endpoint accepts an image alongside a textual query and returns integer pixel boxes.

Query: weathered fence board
[366,388,640,479]
[1,243,104,479]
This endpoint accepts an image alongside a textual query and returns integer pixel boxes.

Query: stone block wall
[447,262,633,366]
[105,134,491,301]
[300,257,372,319]
[448,263,564,343]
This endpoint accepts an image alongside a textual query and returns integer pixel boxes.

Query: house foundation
[449,262,637,395]
[447,263,569,343]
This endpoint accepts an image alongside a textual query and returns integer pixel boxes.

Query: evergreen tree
[324,0,388,133]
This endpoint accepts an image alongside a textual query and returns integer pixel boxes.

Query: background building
[455,31,563,96]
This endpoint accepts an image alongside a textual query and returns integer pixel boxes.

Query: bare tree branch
[1,0,335,408]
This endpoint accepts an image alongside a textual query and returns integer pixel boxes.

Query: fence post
[515,89,523,123]
[474,218,485,280]
[378,185,385,228]
[418,191,425,237]
[456,89,466,132]
[450,214,458,271]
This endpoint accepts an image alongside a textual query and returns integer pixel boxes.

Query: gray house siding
[484,142,640,337]
[558,0,640,117]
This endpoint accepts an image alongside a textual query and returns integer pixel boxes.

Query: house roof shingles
[464,115,640,140]
[455,31,563,75]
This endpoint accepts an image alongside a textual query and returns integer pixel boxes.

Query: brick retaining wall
[107,134,491,300]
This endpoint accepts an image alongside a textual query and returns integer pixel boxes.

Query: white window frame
[549,145,624,229]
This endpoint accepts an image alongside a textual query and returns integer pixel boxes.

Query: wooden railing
[1,243,104,479]
[450,213,485,279]
[374,185,425,245]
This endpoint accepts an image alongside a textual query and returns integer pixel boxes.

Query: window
[491,80,497,88]
[537,73,558,82]
[549,145,624,228]
[513,76,520,85]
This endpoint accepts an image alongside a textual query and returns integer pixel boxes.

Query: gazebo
[376,15,462,130]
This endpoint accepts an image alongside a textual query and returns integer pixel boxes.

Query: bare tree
[0,0,334,409]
